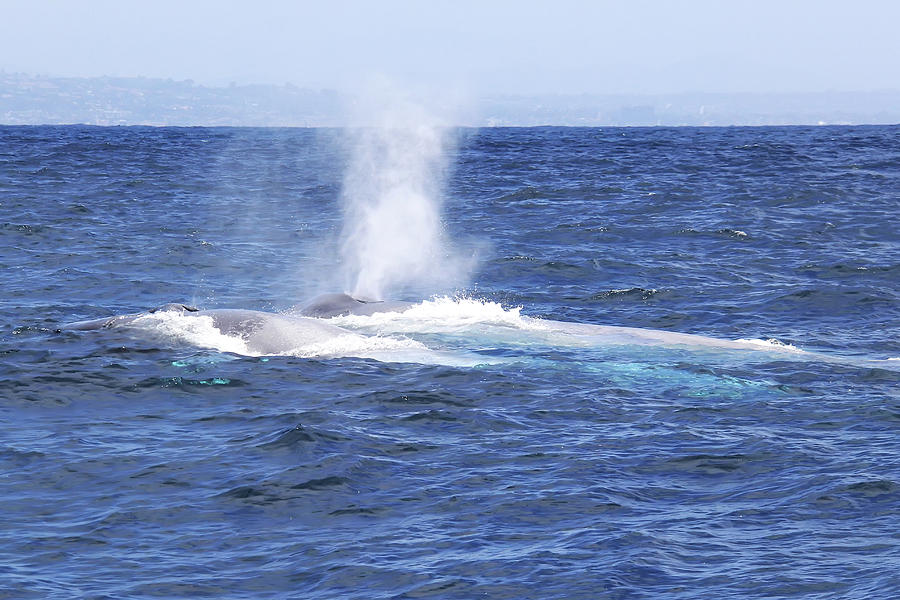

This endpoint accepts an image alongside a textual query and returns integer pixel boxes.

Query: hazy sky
[2,0,898,95]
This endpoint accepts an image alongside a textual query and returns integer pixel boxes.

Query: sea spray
[338,87,472,300]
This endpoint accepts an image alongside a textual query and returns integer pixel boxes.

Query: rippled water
[2,125,899,598]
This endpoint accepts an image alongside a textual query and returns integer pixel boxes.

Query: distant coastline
[2,72,899,127]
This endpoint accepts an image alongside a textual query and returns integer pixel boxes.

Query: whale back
[195,309,349,354]
[62,304,354,355]
[298,293,412,318]
[62,303,199,330]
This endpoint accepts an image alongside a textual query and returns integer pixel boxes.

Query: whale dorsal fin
[149,303,199,313]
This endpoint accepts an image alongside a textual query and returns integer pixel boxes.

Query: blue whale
[61,294,415,355]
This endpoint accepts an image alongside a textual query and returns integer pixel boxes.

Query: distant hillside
[2,73,899,126]
[0,73,343,126]
[479,91,900,127]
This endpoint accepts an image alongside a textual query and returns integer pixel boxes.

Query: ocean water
[1,124,899,599]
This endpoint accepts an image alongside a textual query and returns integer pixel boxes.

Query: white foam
[292,332,496,366]
[328,296,548,334]
[131,309,489,366]
[733,337,804,353]
[286,332,427,358]
[133,312,254,355]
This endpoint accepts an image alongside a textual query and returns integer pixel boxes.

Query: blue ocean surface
[1,124,899,599]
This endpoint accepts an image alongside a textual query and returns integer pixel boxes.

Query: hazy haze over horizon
[2,0,899,96]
